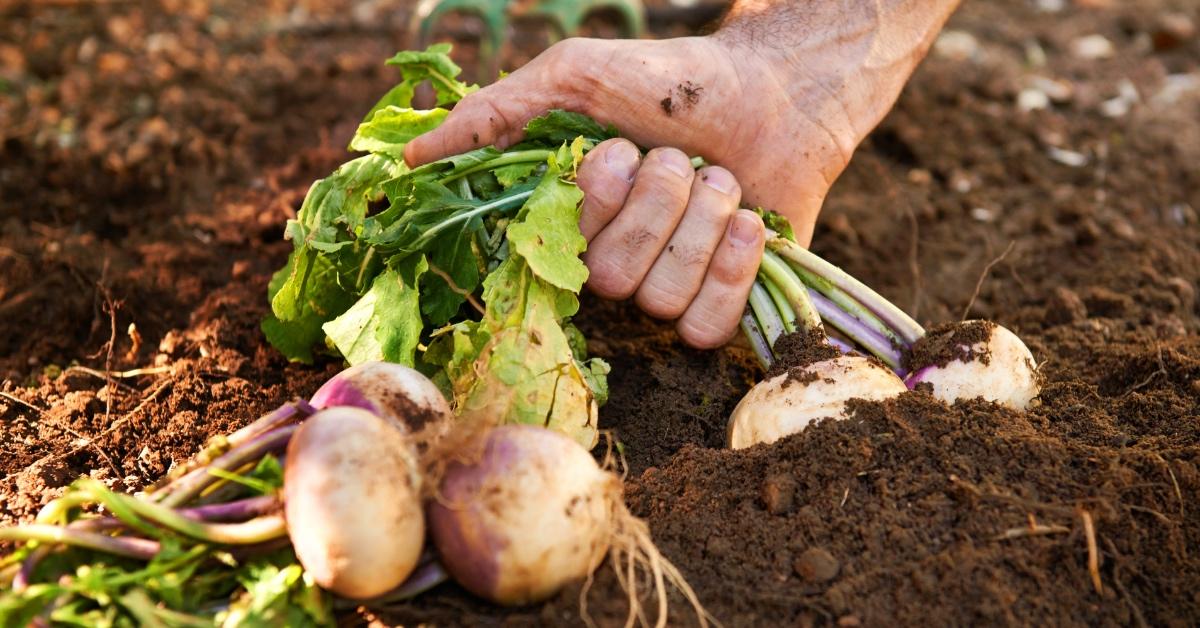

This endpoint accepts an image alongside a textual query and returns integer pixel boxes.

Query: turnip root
[728,356,908,449]
[284,406,425,599]
[904,320,1040,410]
[428,424,707,625]
[309,361,451,432]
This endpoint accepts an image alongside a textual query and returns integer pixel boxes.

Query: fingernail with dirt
[701,168,736,195]
[658,149,693,178]
[729,212,761,247]
[606,142,640,181]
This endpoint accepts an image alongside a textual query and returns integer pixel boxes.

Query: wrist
[710,1,959,141]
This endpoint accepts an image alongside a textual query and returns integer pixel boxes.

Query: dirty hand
[405,0,960,348]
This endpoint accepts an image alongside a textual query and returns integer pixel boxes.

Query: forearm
[715,0,961,139]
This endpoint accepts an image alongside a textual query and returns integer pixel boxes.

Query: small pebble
[934,30,979,61]
[1044,286,1088,325]
[794,547,840,583]
[1017,88,1050,112]
[970,207,995,222]
[761,473,797,515]
[1165,277,1194,311]
[1153,13,1195,51]
[1046,146,1088,167]
[1107,217,1136,242]
[1029,76,1074,102]
[1071,34,1115,60]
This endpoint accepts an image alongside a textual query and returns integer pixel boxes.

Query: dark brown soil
[4,0,1200,626]
[766,327,844,378]
[906,319,996,370]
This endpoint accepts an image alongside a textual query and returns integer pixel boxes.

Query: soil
[906,320,996,370]
[3,0,1200,626]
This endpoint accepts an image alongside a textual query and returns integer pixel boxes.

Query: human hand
[405,2,958,347]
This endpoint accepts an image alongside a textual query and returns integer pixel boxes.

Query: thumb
[404,42,586,167]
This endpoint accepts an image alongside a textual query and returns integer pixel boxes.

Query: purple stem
[1,524,159,561]
[826,335,854,354]
[808,289,905,374]
[180,496,280,522]
[156,425,297,508]
[226,399,315,448]
[12,494,281,590]
[147,400,311,500]
[335,559,450,608]
[770,238,925,345]
[13,517,130,591]
[739,310,774,370]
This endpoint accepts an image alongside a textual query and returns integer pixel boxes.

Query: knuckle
[634,174,691,212]
[635,283,692,320]
[710,254,753,286]
[678,314,734,349]
[585,257,638,300]
[668,243,712,268]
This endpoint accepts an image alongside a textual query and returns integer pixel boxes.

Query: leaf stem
[807,289,905,373]
[409,188,534,251]
[739,310,774,370]
[155,426,296,508]
[759,274,798,334]
[438,150,552,186]
[747,282,785,346]
[86,481,287,544]
[769,238,924,345]
[0,525,160,560]
[758,251,821,330]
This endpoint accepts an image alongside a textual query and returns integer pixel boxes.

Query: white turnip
[904,320,1040,410]
[727,355,908,449]
[284,406,425,599]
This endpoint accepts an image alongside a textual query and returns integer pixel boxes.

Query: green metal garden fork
[408,0,646,82]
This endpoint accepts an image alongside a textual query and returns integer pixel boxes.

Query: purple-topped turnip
[284,406,425,599]
[427,424,708,625]
[904,320,1040,410]
[309,361,451,432]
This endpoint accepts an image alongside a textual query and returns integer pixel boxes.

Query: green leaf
[385,43,477,106]
[754,207,796,241]
[448,258,599,448]
[421,223,483,325]
[321,256,427,366]
[581,358,611,406]
[507,159,588,292]
[361,82,415,123]
[286,154,398,254]
[246,454,284,494]
[366,179,481,251]
[524,110,617,145]
[493,161,540,188]
[266,251,358,363]
[221,553,332,627]
[349,106,449,160]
